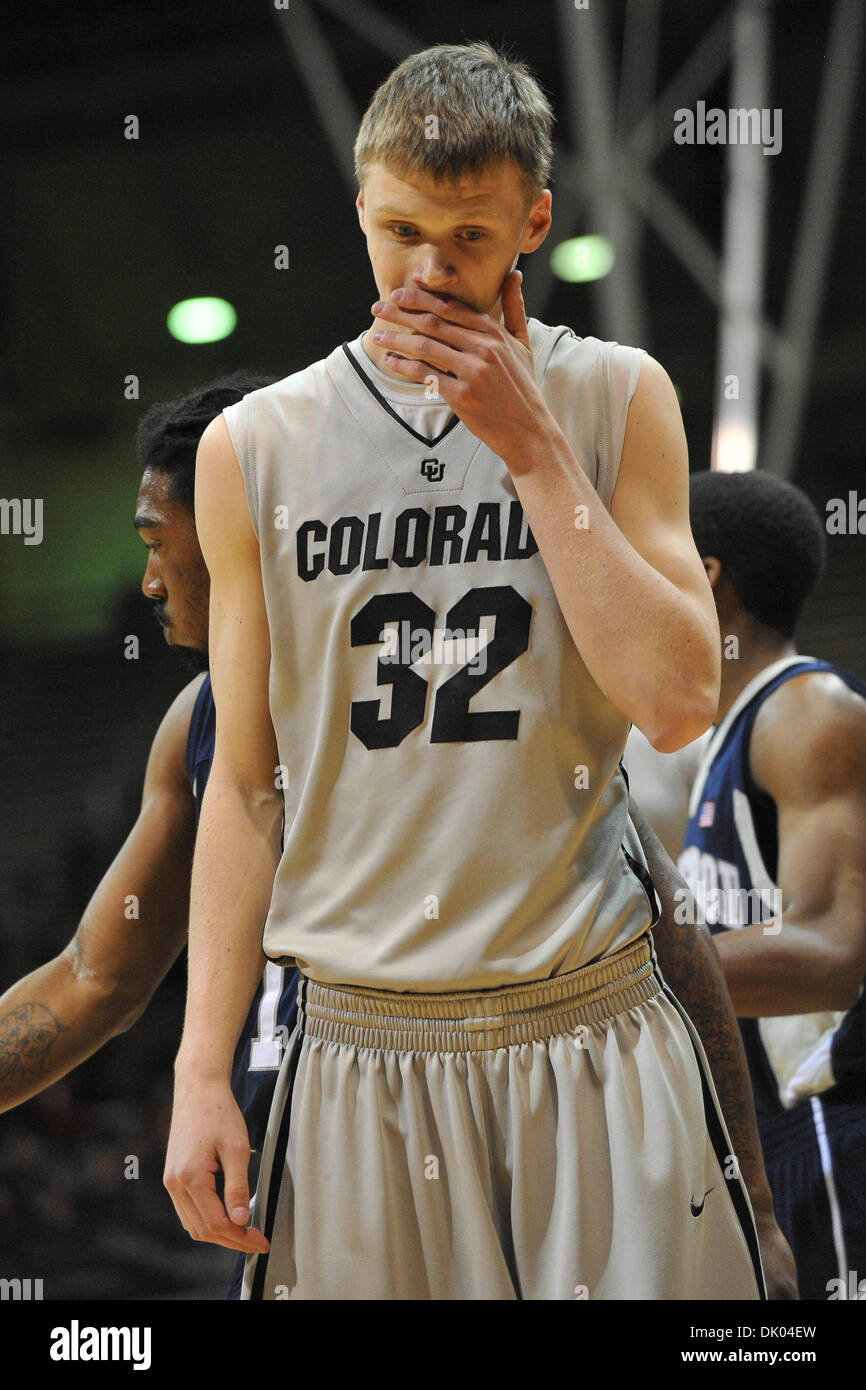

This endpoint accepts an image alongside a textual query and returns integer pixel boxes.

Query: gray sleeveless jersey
[223,319,658,990]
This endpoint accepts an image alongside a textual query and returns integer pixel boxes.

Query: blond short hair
[354,42,554,204]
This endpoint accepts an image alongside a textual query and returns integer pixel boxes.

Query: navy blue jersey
[679,656,866,1131]
[186,675,299,1152]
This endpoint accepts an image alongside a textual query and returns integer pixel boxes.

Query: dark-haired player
[164,43,798,1300]
[679,468,866,1299]
[0,373,298,1297]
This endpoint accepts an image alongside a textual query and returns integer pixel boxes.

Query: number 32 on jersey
[350,584,532,749]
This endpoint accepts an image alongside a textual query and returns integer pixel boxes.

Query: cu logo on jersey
[420,457,445,482]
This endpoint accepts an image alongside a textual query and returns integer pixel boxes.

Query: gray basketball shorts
[242,934,765,1300]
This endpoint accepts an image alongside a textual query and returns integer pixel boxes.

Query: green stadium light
[550,235,615,284]
[167,297,237,344]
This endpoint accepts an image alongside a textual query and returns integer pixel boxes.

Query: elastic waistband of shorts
[297,935,659,1053]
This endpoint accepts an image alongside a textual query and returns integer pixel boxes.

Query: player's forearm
[0,954,138,1112]
[629,799,776,1223]
[713,920,861,1017]
[505,423,717,750]
[177,776,281,1080]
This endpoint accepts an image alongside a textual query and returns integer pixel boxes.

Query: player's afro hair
[136,370,274,514]
[689,469,826,640]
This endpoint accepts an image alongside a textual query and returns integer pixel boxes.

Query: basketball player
[164,43,793,1298]
[677,469,866,1299]
[0,374,298,1294]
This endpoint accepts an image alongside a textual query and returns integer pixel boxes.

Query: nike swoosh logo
[690,1187,714,1217]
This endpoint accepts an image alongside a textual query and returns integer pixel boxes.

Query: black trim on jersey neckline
[341,342,461,448]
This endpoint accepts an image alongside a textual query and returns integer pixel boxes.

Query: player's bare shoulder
[613,351,690,516]
[195,412,259,564]
[751,667,866,799]
[622,354,685,451]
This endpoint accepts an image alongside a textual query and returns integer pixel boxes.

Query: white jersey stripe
[810,1095,848,1291]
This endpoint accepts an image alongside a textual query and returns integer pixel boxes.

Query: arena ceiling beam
[711,0,772,474]
[761,0,863,477]
[555,0,649,348]
[272,0,364,192]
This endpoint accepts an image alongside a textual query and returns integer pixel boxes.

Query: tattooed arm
[0,678,200,1112]
[628,796,798,1300]
[0,1002,66,1097]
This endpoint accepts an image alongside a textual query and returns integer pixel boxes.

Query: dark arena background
[0,0,863,1325]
